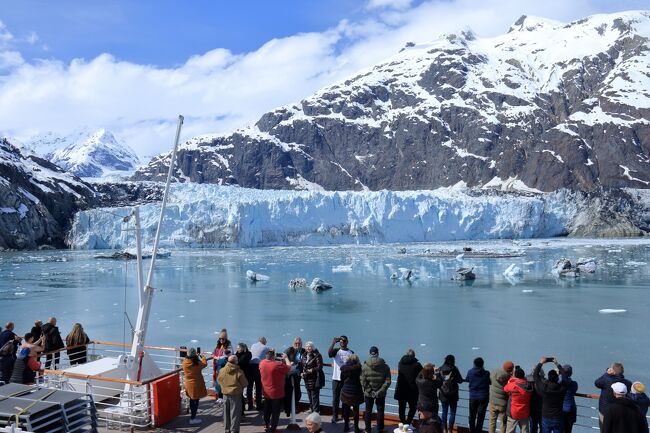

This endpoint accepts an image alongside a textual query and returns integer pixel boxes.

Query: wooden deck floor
[97,398,378,433]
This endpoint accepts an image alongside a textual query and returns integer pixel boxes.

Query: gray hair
[305,341,315,349]
[305,412,321,426]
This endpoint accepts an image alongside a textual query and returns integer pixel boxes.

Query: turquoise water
[1,238,649,395]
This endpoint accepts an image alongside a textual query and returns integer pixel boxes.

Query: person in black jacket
[394,349,423,425]
[301,342,324,414]
[31,321,43,342]
[236,342,253,412]
[595,362,633,430]
[533,357,568,433]
[417,364,444,418]
[0,322,21,383]
[438,354,463,433]
[340,354,364,433]
[42,317,64,369]
[284,337,306,417]
[466,357,491,433]
[602,382,647,433]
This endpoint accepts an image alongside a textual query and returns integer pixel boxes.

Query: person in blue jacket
[560,364,578,433]
[594,362,632,430]
[466,357,490,433]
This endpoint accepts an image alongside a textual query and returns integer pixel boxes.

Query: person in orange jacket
[503,367,533,433]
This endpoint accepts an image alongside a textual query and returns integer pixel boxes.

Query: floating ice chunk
[599,309,627,314]
[189,299,197,303]
[14,292,26,296]
[576,257,597,273]
[608,249,622,253]
[288,278,307,289]
[452,267,475,281]
[178,315,185,318]
[332,264,353,273]
[246,270,269,282]
[523,261,535,266]
[420,343,426,347]
[625,261,646,266]
[310,278,333,292]
[503,264,524,277]
[552,258,579,278]
[522,289,534,293]
[190,339,199,343]
[472,347,480,350]
[455,253,465,260]
[159,319,167,323]
[399,268,417,280]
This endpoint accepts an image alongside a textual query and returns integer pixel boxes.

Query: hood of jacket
[399,354,418,365]
[221,361,241,375]
[42,323,55,333]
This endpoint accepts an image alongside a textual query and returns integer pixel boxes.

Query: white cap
[611,382,628,395]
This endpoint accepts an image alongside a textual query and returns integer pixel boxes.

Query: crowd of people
[0,319,90,385]
[1,321,647,433]
[180,331,649,433]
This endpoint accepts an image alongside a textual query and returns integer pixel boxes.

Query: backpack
[440,372,458,400]
[0,340,15,357]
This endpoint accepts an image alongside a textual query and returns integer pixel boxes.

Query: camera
[197,347,201,355]
[275,353,284,361]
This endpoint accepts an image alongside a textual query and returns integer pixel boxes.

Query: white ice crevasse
[68,183,584,250]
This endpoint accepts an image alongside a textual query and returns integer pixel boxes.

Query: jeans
[541,417,563,433]
[398,398,418,424]
[562,410,576,433]
[332,379,343,419]
[343,403,360,430]
[506,417,530,433]
[224,394,243,433]
[284,375,302,416]
[469,399,489,433]
[263,398,283,432]
[489,403,507,433]
[249,363,263,409]
[364,396,386,432]
[441,401,457,431]
[307,388,321,413]
[189,399,199,419]
[530,412,542,433]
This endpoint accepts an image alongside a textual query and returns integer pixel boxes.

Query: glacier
[68,184,583,249]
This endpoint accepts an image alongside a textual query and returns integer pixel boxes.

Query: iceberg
[68,184,580,249]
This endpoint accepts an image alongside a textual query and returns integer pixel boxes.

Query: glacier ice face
[68,184,581,250]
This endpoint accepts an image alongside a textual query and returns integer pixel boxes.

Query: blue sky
[1,0,648,157]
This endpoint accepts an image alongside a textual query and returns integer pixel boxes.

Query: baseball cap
[611,382,628,395]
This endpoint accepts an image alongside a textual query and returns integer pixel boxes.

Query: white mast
[129,115,184,363]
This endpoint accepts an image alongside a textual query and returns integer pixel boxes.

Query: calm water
[1,238,649,394]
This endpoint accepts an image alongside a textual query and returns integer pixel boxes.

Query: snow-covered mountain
[68,183,650,249]
[135,11,650,192]
[0,138,97,249]
[26,128,140,178]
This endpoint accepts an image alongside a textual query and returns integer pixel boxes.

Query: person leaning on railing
[42,317,64,369]
[65,323,90,365]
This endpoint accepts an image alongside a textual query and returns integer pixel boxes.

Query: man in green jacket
[361,346,391,433]
[489,360,513,433]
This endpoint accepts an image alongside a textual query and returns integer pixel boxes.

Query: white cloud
[0,0,599,160]
[367,0,413,10]
[25,31,39,45]
[0,20,14,46]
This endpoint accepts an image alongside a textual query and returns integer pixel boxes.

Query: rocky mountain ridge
[134,11,650,192]
[16,128,140,178]
[0,138,97,249]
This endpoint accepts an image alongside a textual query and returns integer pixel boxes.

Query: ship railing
[199,362,640,432]
[38,340,190,430]
[38,342,648,432]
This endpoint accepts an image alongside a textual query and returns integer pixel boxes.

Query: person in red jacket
[260,349,292,433]
[504,367,533,433]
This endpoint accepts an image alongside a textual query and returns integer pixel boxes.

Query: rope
[12,389,57,427]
